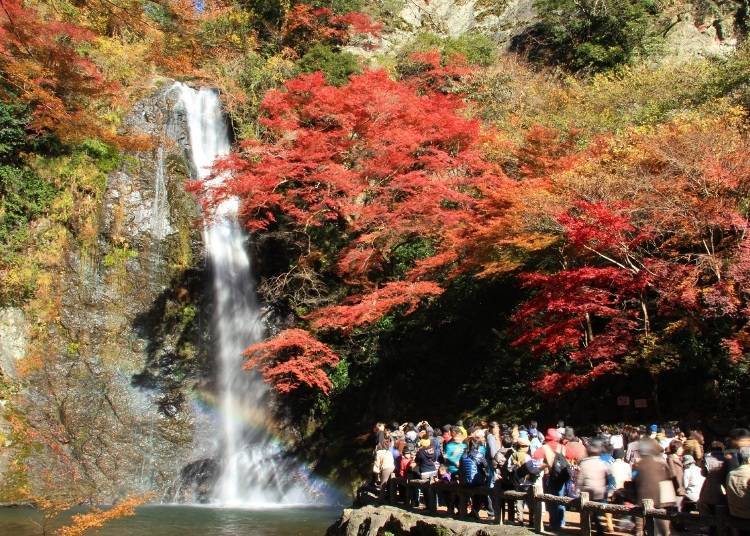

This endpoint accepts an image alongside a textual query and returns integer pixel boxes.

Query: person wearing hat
[414,437,438,509]
[682,454,704,510]
[508,436,542,525]
[534,428,569,529]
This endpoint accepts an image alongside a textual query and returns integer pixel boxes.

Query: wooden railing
[377,477,750,535]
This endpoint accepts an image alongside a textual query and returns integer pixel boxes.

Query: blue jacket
[444,441,465,474]
[460,449,488,486]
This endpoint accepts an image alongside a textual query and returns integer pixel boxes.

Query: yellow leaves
[91,36,153,93]
[56,494,153,536]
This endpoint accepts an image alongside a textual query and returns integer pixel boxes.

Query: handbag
[658,479,677,506]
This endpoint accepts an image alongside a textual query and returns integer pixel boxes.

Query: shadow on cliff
[131,266,215,417]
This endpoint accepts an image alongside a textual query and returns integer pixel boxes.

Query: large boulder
[327,505,533,536]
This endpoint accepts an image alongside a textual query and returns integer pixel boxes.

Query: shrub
[297,44,361,85]
[399,32,497,66]
[0,103,57,263]
[514,0,663,72]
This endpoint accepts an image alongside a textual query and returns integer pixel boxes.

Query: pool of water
[0,505,341,535]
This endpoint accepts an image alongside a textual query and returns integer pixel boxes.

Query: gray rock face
[13,80,214,503]
[366,0,537,55]
[101,82,193,252]
[0,308,26,379]
[663,11,736,61]
[327,505,533,536]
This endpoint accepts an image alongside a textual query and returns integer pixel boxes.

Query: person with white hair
[682,454,705,510]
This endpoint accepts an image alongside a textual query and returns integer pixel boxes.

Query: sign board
[634,398,648,409]
[616,396,630,407]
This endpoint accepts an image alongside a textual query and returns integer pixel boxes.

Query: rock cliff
[0,80,215,503]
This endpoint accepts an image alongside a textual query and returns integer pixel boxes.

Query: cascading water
[173,83,317,507]
[150,146,171,240]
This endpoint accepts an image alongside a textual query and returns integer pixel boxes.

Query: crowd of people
[368,420,750,535]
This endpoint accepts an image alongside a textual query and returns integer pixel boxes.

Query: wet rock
[13,80,214,503]
[171,458,219,504]
[0,308,26,379]
[327,505,533,536]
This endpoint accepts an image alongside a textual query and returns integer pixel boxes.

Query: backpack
[497,448,513,480]
[492,448,507,469]
[548,446,571,484]
[506,454,525,489]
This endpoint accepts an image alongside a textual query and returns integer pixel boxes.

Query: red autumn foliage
[558,201,651,256]
[513,264,649,389]
[206,68,508,286]
[0,0,113,140]
[514,118,750,394]
[514,125,581,179]
[191,67,515,394]
[244,329,340,394]
[281,4,381,53]
[309,281,443,333]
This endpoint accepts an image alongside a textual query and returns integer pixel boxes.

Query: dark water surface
[0,505,340,535]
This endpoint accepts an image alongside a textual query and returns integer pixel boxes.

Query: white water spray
[150,146,171,240]
[173,83,316,507]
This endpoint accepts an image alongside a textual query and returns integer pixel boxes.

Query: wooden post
[715,504,729,536]
[387,478,396,504]
[428,483,437,514]
[506,493,514,526]
[642,498,655,536]
[497,489,505,526]
[458,490,468,518]
[579,492,591,536]
[492,489,503,526]
[531,486,544,533]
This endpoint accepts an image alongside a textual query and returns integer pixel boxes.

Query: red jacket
[396,456,415,478]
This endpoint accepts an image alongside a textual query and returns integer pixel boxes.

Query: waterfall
[173,83,317,507]
[150,146,171,240]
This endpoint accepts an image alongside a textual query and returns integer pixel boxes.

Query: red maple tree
[0,0,113,140]
[513,117,750,394]
[193,62,512,393]
[281,4,381,54]
[244,329,340,394]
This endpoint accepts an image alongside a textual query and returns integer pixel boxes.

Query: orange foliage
[513,115,750,393]
[56,494,153,536]
[0,0,113,141]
